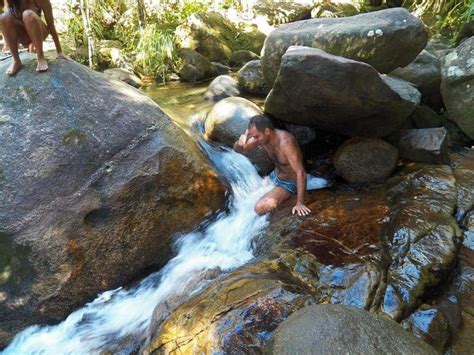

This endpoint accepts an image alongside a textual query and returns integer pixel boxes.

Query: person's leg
[0,13,26,75]
[254,187,292,216]
[22,10,49,72]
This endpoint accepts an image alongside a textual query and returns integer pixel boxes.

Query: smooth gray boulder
[271,304,435,354]
[237,60,270,95]
[261,7,428,87]
[203,75,241,102]
[0,56,225,346]
[441,37,474,139]
[205,97,273,174]
[398,127,450,164]
[178,48,217,82]
[264,46,420,137]
[390,50,442,110]
[103,68,142,88]
[334,138,399,183]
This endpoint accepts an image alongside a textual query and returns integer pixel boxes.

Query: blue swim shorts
[269,170,297,194]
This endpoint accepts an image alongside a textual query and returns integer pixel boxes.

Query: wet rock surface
[261,8,427,87]
[145,151,474,351]
[0,57,226,346]
[264,46,420,137]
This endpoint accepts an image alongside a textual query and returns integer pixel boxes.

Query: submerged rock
[271,304,435,354]
[0,56,225,346]
[334,137,399,183]
[264,46,420,137]
[261,8,427,86]
[440,37,474,139]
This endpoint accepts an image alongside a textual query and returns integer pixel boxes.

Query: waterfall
[4,141,273,354]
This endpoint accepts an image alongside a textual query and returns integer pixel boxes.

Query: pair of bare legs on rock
[1,0,68,76]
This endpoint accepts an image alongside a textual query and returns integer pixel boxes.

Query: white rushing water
[4,142,273,354]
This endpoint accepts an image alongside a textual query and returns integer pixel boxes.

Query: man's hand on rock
[292,202,311,216]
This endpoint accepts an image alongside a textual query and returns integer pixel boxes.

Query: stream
[4,83,273,354]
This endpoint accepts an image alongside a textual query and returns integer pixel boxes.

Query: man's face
[248,125,270,146]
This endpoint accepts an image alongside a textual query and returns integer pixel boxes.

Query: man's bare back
[234,115,311,216]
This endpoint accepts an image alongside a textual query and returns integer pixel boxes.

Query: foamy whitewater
[4,142,273,354]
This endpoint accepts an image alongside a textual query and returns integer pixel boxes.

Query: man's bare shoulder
[276,129,298,147]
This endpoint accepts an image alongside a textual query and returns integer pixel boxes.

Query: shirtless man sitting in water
[234,114,312,216]
[1,0,67,75]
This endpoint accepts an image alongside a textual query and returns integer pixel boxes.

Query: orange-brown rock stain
[288,190,389,266]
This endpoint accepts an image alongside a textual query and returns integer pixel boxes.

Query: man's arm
[285,138,311,216]
[233,129,259,153]
[37,0,66,58]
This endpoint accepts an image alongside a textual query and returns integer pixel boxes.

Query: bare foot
[36,58,48,72]
[6,60,22,76]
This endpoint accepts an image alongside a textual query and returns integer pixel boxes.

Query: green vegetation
[359,0,474,41]
[62,0,239,80]
[60,0,472,80]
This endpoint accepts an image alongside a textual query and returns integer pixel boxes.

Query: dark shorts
[269,170,297,194]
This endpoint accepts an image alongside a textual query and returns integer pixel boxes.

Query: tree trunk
[137,0,146,31]
[80,0,95,68]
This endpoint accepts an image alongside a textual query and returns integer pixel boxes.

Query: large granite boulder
[271,304,435,354]
[178,48,218,82]
[390,50,443,110]
[237,60,270,95]
[205,97,273,174]
[261,8,428,87]
[0,56,225,346]
[334,138,399,183]
[176,12,266,63]
[203,75,241,102]
[398,127,450,164]
[264,46,421,137]
[441,36,474,139]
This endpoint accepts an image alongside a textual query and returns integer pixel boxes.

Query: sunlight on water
[4,142,273,354]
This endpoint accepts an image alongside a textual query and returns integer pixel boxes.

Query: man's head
[248,115,274,146]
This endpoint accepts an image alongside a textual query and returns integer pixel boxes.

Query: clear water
[4,141,273,354]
